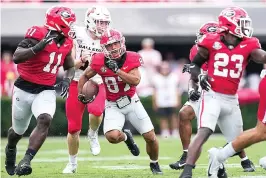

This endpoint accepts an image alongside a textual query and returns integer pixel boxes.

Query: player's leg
[103,103,140,156]
[170,108,179,138]
[180,91,220,178]
[217,102,255,172]
[169,103,195,170]
[208,87,266,176]
[87,84,106,156]
[5,86,34,175]
[157,108,170,138]
[15,89,56,176]
[208,120,266,176]
[63,81,86,173]
[127,95,162,174]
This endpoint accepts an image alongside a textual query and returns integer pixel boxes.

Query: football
[82,80,99,101]
[259,156,266,170]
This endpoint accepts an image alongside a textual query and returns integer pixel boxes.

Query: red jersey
[189,44,208,71]
[17,26,73,86]
[90,51,142,101]
[197,33,261,95]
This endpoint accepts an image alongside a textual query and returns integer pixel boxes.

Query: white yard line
[92,164,262,170]
[30,156,172,162]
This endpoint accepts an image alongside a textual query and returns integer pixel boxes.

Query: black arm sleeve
[192,52,208,68]
[190,52,208,82]
[13,38,40,64]
[18,38,39,48]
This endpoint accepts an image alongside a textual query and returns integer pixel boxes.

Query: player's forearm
[117,70,140,86]
[74,60,84,69]
[78,75,89,94]
[188,78,199,91]
[13,48,36,64]
[189,63,202,82]
[64,67,75,81]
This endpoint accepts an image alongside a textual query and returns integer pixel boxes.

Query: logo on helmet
[207,26,217,32]
[222,10,235,17]
[61,11,71,18]
[87,7,96,17]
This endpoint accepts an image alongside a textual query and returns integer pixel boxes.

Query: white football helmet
[84,6,111,38]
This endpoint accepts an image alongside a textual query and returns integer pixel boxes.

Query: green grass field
[1,135,266,178]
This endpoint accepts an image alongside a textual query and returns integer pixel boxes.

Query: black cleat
[150,162,163,175]
[217,164,228,178]
[124,129,140,156]
[5,146,17,175]
[15,158,32,176]
[241,159,255,172]
[169,151,187,170]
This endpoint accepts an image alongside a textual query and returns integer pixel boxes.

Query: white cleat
[208,148,223,178]
[62,163,77,174]
[88,133,101,156]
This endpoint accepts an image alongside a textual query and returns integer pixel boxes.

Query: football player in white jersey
[63,6,111,173]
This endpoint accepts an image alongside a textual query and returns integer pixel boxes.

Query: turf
[1,135,265,178]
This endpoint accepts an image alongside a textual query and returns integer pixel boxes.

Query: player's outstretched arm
[188,79,201,101]
[189,47,209,82]
[13,38,39,64]
[63,50,75,81]
[55,51,75,99]
[250,49,266,64]
[77,67,97,94]
[13,31,61,64]
[117,68,141,86]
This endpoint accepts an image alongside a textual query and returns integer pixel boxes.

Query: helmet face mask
[84,6,111,38]
[100,29,126,60]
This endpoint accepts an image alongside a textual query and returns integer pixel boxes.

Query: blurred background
[1,0,266,138]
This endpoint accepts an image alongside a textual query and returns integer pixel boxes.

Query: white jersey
[152,72,179,108]
[73,26,102,83]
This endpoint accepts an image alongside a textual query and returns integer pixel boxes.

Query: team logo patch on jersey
[213,42,222,50]
[101,66,107,73]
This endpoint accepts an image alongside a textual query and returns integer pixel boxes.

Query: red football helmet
[196,21,219,43]
[45,6,76,37]
[218,7,253,38]
[100,29,126,60]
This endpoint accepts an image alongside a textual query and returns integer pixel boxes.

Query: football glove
[188,89,201,101]
[54,78,71,99]
[182,64,191,73]
[31,30,63,54]
[198,74,211,91]
[77,94,95,104]
[105,59,119,73]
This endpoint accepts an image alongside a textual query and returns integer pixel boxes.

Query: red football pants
[66,81,106,134]
[258,77,266,125]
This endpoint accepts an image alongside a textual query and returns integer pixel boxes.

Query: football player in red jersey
[170,22,255,173]
[179,7,266,178]
[4,6,76,176]
[207,69,266,176]
[78,29,163,174]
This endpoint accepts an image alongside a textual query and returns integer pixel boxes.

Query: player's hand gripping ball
[78,80,99,104]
